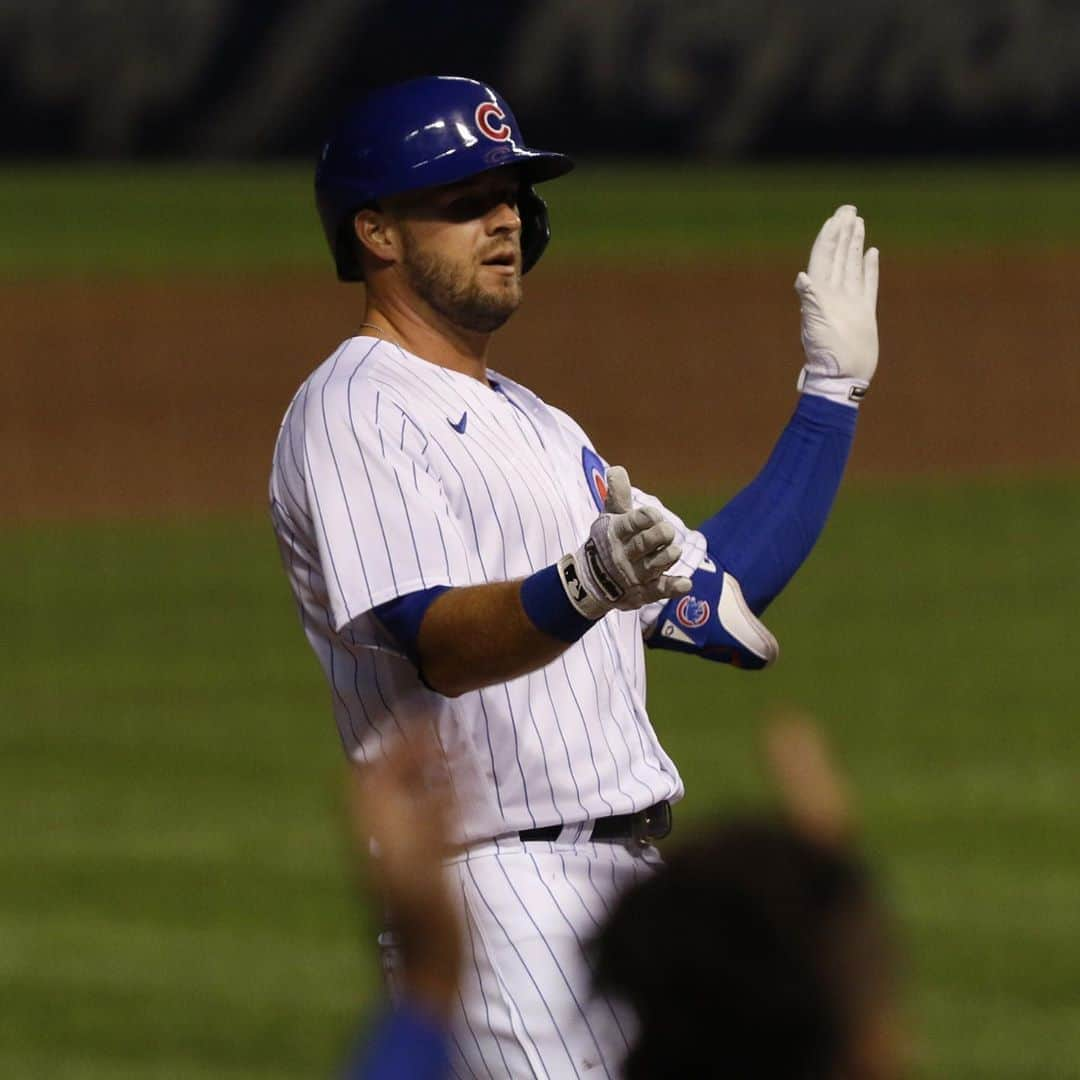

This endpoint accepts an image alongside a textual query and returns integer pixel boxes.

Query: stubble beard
[400,233,522,334]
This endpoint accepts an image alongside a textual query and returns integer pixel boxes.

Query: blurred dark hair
[591,819,893,1080]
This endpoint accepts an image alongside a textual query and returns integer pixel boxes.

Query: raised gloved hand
[794,204,879,406]
[558,466,692,619]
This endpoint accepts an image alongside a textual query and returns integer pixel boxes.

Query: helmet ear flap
[519,185,551,275]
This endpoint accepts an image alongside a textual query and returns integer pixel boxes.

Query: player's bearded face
[396,179,524,333]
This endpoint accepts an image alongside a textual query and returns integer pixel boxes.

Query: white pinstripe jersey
[269,336,708,845]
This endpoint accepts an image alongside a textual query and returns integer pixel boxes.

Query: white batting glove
[794,204,879,406]
[558,466,692,619]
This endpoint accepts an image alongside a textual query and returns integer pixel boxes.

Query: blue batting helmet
[315,75,574,282]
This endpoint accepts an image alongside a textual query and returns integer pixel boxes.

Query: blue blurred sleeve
[343,1004,451,1080]
[698,393,857,614]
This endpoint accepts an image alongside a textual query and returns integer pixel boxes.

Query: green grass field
[3,480,1078,1078]
[2,161,1080,276]
[3,163,1079,1077]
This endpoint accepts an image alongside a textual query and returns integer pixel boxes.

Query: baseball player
[270,75,879,1079]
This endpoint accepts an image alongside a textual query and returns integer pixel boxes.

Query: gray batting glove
[794,204,879,405]
[557,466,692,620]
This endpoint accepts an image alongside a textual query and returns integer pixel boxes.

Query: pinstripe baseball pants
[442,832,661,1079]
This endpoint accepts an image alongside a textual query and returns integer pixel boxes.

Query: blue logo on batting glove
[675,595,711,629]
[650,563,774,671]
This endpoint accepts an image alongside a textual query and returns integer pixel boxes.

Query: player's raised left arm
[713,203,878,612]
[646,206,879,668]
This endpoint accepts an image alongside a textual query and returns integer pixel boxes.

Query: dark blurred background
[5,0,1080,160]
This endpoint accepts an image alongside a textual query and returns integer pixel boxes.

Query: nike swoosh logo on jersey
[448,412,468,434]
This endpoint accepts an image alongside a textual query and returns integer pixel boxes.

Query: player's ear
[353,207,402,269]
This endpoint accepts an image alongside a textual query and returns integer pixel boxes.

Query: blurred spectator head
[592,718,902,1079]
[593,819,898,1079]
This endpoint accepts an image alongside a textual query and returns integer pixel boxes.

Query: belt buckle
[631,801,672,847]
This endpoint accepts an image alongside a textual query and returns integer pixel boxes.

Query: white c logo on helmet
[475,102,512,142]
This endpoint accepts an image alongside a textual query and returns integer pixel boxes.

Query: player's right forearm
[417,465,690,696]
[417,580,574,697]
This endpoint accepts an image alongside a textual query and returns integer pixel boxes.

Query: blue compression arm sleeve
[699,394,857,614]
[344,1004,451,1080]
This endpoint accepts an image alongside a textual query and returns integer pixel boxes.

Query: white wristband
[556,550,611,620]
[797,367,868,408]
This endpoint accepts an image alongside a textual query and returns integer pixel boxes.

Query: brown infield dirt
[5,255,1078,519]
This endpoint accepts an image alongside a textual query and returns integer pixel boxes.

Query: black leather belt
[518,800,672,847]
